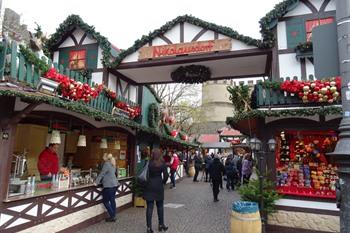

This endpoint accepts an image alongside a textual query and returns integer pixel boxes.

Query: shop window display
[276,130,338,199]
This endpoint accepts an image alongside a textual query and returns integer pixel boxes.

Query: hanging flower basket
[171,65,211,84]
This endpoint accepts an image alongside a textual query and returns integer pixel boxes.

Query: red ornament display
[171,130,178,138]
[280,77,341,103]
[45,68,103,103]
[45,68,141,119]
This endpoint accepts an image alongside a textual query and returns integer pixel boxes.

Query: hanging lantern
[50,130,61,144]
[100,138,108,149]
[114,140,121,150]
[77,135,87,147]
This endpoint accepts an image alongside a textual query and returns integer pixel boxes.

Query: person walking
[95,153,119,222]
[224,158,237,191]
[169,151,179,189]
[204,154,212,182]
[233,153,243,186]
[242,154,253,184]
[209,155,225,202]
[193,152,202,182]
[143,149,169,233]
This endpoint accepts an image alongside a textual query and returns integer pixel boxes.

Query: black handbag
[137,160,149,186]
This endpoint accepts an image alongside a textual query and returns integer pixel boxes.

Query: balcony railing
[254,76,340,108]
[0,39,139,118]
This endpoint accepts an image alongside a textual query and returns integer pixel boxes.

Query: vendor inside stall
[6,111,135,201]
[37,143,59,181]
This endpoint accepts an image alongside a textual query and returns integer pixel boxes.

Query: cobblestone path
[78,177,240,233]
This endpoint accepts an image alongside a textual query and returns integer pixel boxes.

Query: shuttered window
[286,18,306,49]
[305,17,334,41]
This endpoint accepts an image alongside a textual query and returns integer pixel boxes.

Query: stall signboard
[112,107,130,119]
[138,38,232,60]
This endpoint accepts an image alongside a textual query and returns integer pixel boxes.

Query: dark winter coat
[204,156,213,169]
[194,155,203,169]
[224,160,237,176]
[209,158,225,181]
[143,161,169,201]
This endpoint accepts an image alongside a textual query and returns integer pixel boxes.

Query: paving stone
[78,177,241,233]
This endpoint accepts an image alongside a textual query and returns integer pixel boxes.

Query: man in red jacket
[38,144,59,181]
[170,152,179,189]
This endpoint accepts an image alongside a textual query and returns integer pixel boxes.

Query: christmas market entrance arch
[111,15,272,85]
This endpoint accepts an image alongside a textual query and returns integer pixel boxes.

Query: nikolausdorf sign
[138,38,232,60]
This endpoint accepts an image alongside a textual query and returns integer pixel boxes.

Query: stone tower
[198,78,262,134]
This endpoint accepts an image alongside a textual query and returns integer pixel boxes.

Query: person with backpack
[169,151,179,189]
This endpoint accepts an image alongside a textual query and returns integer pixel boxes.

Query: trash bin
[231,201,261,233]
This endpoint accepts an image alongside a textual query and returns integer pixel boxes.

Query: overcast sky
[4,0,282,49]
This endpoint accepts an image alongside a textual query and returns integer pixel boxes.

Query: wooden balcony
[0,40,139,118]
[254,77,340,108]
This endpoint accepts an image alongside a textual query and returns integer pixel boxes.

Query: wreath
[171,65,211,83]
[148,103,160,128]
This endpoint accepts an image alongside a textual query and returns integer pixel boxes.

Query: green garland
[258,80,281,90]
[148,103,160,128]
[259,0,299,48]
[171,65,211,84]
[226,106,342,125]
[44,15,114,67]
[19,45,49,74]
[163,124,173,135]
[295,41,313,53]
[145,85,162,103]
[110,15,261,67]
[227,84,251,112]
[0,89,197,147]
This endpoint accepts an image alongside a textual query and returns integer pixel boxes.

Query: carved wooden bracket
[0,102,41,129]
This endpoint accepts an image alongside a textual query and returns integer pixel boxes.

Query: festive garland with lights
[111,15,261,67]
[259,0,299,48]
[171,65,211,84]
[0,89,196,147]
[226,106,342,126]
[44,15,114,67]
[148,103,160,128]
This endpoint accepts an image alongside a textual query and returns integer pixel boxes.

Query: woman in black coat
[143,149,169,233]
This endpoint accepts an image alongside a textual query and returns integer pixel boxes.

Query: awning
[201,142,232,149]
[116,49,272,85]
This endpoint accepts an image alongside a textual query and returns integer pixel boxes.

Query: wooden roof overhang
[116,48,272,85]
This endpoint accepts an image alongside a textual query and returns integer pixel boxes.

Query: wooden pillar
[0,97,16,202]
[0,97,40,202]
[128,133,136,176]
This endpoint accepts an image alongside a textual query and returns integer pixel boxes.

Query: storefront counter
[0,177,133,233]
